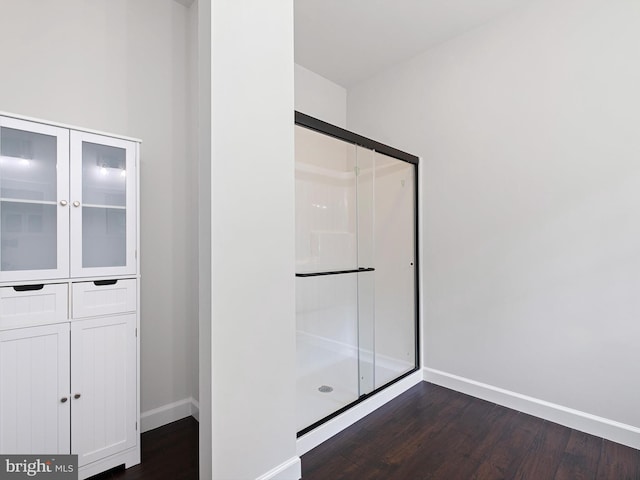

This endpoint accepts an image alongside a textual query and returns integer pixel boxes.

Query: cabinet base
[79,447,140,480]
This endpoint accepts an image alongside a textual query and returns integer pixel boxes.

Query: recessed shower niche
[295,113,419,435]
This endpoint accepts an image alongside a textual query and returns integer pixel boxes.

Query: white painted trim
[297,370,422,455]
[173,0,195,7]
[79,447,139,480]
[423,367,640,450]
[191,398,200,422]
[255,456,301,480]
[0,111,141,143]
[140,397,199,432]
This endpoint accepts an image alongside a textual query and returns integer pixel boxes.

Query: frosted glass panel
[82,142,126,206]
[82,207,126,268]
[296,274,359,431]
[0,127,57,202]
[1,202,56,271]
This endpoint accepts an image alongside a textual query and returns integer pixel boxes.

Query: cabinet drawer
[72,279,137,319]
[0,284,68,330]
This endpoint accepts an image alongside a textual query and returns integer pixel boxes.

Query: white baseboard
[79,447,139,479]
[297,370,422,456]
[423,367,640,450]
[141,397,199,432]
[191,398,200,422]
[255,456,301,480]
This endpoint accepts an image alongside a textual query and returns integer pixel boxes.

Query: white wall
[209,0,299,479]
[187,0,201,412]
[295,64,347,128]
[348,0,640,437]
[0,0,198,419]
[196,0,212,477]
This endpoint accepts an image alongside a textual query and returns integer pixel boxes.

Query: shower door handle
[295,267,375,278]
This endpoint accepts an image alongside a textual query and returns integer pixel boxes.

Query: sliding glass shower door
[295,119,417,434]
[372,151,416,389]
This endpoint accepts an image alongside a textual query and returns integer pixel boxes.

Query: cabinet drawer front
[72,279,136,318]
[0,283,68,329]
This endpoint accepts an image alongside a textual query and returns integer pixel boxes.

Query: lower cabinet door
[0,323,71,454]
[71,314,136,466]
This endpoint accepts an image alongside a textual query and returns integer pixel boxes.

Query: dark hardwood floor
[87,382,640,479]
[302,382,640,480]
[88,416,198,480]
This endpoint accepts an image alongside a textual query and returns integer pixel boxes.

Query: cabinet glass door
[70,131,136,277]
[0,117,69,281]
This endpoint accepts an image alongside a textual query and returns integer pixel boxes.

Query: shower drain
[318,385,334,393]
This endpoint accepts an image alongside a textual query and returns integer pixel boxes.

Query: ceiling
[295,0,532,87]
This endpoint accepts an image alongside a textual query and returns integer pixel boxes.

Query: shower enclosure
[295,113,419,435]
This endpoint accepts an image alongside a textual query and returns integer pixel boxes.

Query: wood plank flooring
[302,382,640,480]
[88,416,198,480]
[87,382,640,479]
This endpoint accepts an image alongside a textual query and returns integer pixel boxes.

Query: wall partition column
[295,112,419,435]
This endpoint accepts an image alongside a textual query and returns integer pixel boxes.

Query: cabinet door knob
[59,200,68,206]
[74,393,81,399]
[60,397,68,403]
[73,201,81,207]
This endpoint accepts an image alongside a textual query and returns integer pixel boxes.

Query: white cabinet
[0,116,138,282]
[0,116,70,281]
[72,279,137,319]
[0,323,70,454]
[0,315,138,473]
[71,314,137,467]
[70,131,137,278]
[0,283,68,330]
[0,113,140,480]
